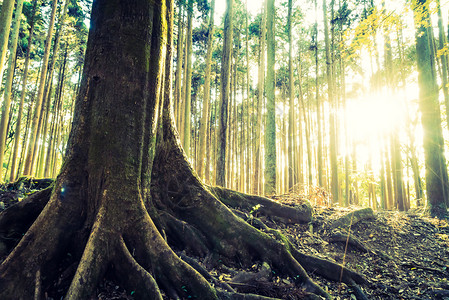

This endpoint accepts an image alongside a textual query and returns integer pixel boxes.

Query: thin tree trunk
[215,0,233,187]
[313,0,324,189]
[323,0,338,204]
[0,0,25,180]
[0,0,15,82]
[175,5,184,133]
[45,44,67,177]
[253,0,267,195]
[183,0,193,158]
[244,0,251,192]
[296,54,312,189]
[37,0,69,174]
[264,0,276,195]
[18,63,41,177]
[23,0,59,176]
[10,0,39,182]
[287,0,295,191]
[179,11,187,143]
[197,0,215,179]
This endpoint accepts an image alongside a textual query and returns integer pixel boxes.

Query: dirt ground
[265,194,449,300]
[1,182,448,299]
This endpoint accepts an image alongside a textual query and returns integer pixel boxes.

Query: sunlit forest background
[1,0,449,213]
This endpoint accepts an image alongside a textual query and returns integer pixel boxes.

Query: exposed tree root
[114,236,163,300]
[328,231,393,261]
[210,186,313,224]
[331,207,374,230]
[0,187,51,256]
[0,163,371,300]
[0,0,370,298]
[237,211,369,299]
[0,172,87,299]
[0,128,370,300]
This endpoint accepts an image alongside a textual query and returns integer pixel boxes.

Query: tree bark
[0,1,366,299]
[287,0,295,191]
[36,0,69,178]
[197,0,215,180]
[0,0,25,180]
[10,0,40,182]
[23,0,59,176]
[253,0,267,195]
[0,0,15,82]
[323,0,338,204]
[265,0,276,195]
[216,0,233,187]
[183,0,193,158]
[413,0,448,217]
[174,4,184,132]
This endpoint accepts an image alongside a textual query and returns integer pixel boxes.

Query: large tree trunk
[413,0,449,217]
[0,1,367,299]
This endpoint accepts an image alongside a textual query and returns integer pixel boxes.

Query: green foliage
[249,204,261,215]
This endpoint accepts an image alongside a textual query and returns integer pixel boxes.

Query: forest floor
[1,181,449,299]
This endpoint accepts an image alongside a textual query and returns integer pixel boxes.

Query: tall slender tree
[23,0,59,176]
[37,0,70,177]
[198,0,215,180]
[10,0,40,182]
[0,0,15,81]
[253,0,267,195]
[287,0,295,191]
[265,0,276,195]
[323,0,338,204]
[0,0,25,180]
[174,3,184,131]
[216,0,234,187]
[183,0,193,158]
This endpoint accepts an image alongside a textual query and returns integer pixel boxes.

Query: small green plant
[250,204,261,215]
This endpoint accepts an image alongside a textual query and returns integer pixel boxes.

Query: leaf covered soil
[1,185,449,300]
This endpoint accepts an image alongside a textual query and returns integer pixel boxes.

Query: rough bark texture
[0,1,367,299]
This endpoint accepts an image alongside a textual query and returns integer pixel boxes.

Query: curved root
[210,186,313,224]
[124,209,219,300]
[0,187,52,256]
[0,178,85,299]
[115,236,163,300]
[65,205,110,300]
